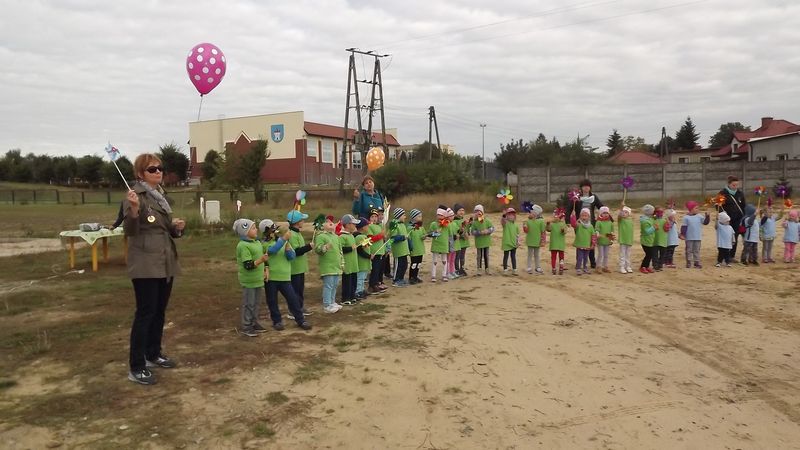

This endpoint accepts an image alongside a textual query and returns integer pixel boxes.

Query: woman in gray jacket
[123,153,185,385]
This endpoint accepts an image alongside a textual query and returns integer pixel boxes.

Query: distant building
[712,117,800,161]
[607,149,665,165]
[668,145,716,163]
[188,111,400,185]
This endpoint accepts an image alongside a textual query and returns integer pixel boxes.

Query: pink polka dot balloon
[186,43,226,96]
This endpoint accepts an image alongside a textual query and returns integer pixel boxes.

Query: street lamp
[480,123,486,180]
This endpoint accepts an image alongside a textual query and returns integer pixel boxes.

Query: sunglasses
[145,166,164,174]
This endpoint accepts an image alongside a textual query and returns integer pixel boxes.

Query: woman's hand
[172,218,186,231]
[127,190,139,217]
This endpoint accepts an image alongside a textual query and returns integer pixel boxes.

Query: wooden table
[59,228,126,272]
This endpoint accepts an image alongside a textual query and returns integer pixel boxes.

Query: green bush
[373,160,478,199]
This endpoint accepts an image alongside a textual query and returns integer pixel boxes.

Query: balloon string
[197,95,204,121]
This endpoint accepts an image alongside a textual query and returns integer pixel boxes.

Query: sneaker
[442,276,449,282]
[369,286,383,295]
[302,308,313,316]
[287,314,295,320]
[342,299,356,306]
[686,262,692,268]
[408,278,419,285]
[253,323,268,333]
[512,269,518,276]
[378,283,388,290]
[128,369,156,385]
[356,291,368,298]
[298,322,312,330]
[602,267,611,273]
[431,277,437,282]
[639,267,649,274]
[552,269,557,275]
[626,267,633,273]
[241,329,259,337]
[414,277,424,283]
[535,268,544,274]
[146,355,176,369]
[725,263,732,267]
[391,281,406,287]
[583,269,592,275]
[620,268,627,274]
[715,263,721,267]
[576,271,582,276]
[694,263,703,269]
[324,305,340,314]
[272,322,285,331]
[460,269,468,276]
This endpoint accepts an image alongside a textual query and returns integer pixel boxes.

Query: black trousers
[394,255,408,281]
[290,273,305,310]
[652,246,665,269]
[588,247,596,268]
[456,248,467,272]
[265,280,304,325]
[409,255,423,280]
[382,253,392,278]
[503,248,517,269]
[369,255,384,288]
[130,277,173,371]
[342,272,357,301]
[640,245,654,268]
[717,248,732,264]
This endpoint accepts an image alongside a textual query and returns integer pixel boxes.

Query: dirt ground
[2,214,799,449]
[0,238,65,258]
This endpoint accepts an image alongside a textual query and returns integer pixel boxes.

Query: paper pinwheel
[294,190,307,210]
[521,200,534,213]
[312,213,326,231]
[497,188,514,205]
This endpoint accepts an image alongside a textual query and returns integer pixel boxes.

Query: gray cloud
[1,0,798,161]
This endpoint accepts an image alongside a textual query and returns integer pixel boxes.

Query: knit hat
[446,208,455,218]
[258,219,277,234]
[473,204,484,214]
[409,208,422,221]
[718,211,731,224]
[745,204,756,216]
[341,214,356,225]
[356,218,370,229]
[642,204,655,215]
[436,208,447,217]
[287,210,309,224]
[453,203,465,213]
[666,209,676,218]
[580,207,591,216]
[233,218,255,239]
[599,206,610,215]
[622,206,632,215]
[531,204,543,216]
[392,208,405,220]
[686,200,699,211]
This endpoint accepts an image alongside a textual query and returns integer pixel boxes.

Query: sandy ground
[0,238,66,258]
[3,214,800,449]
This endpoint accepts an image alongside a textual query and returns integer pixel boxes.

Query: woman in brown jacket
[123,153,185,385]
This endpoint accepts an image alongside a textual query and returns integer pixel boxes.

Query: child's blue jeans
[321,275,339,307]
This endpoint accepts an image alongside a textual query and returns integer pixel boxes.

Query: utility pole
[339,48,389,196]
[661,126,668,161]
[427,106,442,160]
[481,123,487,179]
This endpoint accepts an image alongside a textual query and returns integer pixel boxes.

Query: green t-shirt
[453,217,470,250]
[470,218,494,249]
[408,223,427,257]
[262,238,292,283]
[617,217,634,246]
[594,219,614,246]
[654,218,668,247]
[389,222,410,257]
[367,223,386,256]
[573,221,594,249]
[339,232,358,274]
[525,218,546,247]
[288,228,309,275]
[354,233,372,272]
[236,239,265,288]
[501,219,519,251]
[314,232,343,276]
[640,216,656,247]
[429,220,450,254]
[548,221,567,251]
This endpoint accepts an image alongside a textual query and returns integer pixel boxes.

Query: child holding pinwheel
[446,208,459,280]
[353,218,372,299]
[617,206,634,273]
[593,206,614,273]
[339,214,360,305]
[783,209,799,263]
[639,204,657,273]
[547,208,568,275]
[571,208,596,275]
[680,201,710,268]
[453,204,470,277]
[367,208,388,295]
[315,215,344,313]
[287,192,313,318]
[523,203,546,274]
[259,219,311,330]
[740,205,760,265]
[470,204,495,275]
[389,208,411,287]
[429,207,451,282]
[407,209,426,284]
[501,207,520,275]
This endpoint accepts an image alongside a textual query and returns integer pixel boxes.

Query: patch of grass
[0,379,18,390]
[371,334,426,350]
[444,386,463,394]
[23,330,51,356]
[252,421,276,438]
[358,303,388,314]
[292,352,339,384]
[265,391,289,406]
[361,376,373,384]
[212,377,232,385]
[333,339,356,353]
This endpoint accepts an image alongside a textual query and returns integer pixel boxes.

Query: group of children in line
[232,199,800,335]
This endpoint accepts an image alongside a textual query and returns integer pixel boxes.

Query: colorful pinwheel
[497,188,514,205]
[775,184,788,199]
[312,213,326,231]
[521,200,534,213]
[620,176,635,205]
[754,185,767,210]
[294,190,307,210]
[785,198,794,209]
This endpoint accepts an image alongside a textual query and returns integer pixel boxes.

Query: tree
[76,155,104,187]
[606,129,623,155]
[708,122,750,148]
[102,156,133,188]
[202,149,222,185]
[225,140,269,203]
[53,156,78,184]
[674,116,700,150]
[157,142,190,186]
[493,139,529,174]
[622,136,648,152]
[412,141,442,161]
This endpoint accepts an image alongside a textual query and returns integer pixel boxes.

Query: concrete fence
[517,160,800,203]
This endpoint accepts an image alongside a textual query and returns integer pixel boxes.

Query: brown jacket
[122,182,181,279]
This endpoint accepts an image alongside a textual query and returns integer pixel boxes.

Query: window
[306,138,318,157]
[322,140,333,163]
[755,156,767,162]
[700,157,711,162]
[733,143,739,151]
[351,147,362,169]
[777,153,789,161]
[678,157,689,163]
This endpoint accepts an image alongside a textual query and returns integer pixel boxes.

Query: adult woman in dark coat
[718,175,747,261]
[566,179,604,268]
[123,153,185,385]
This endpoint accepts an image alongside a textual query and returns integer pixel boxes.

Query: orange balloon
[366,147,385,171]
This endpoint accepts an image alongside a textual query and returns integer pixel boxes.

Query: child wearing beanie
[339,214,360,304]
[759,206,779,263]
[523,204,546,274]
[233,219,269,337]
[594,206,614,273]
[353,218,372,299]
[367,208,388,295]
[740,205,759,265]
[663,209,679,268]
[652,207,669,271]
[571,207,595,275]
[259,219,311,330]
[389,208,410,287]
[470,204,495,275]
[547,208,568,275]
[453,204,470,277]
[715,211,735,267]
[501,207,520,275]
[783,209,800,263]
[429,207,452,282]
[407,209,426,284]
[617,206,634,273]
[680,200,710,268]
[639,204,657,273]
[446,208,459,279]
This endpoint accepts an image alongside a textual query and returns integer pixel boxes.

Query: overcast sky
[1,0,798,160]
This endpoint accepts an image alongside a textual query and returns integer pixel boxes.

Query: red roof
[607,150,664,165]
[713,118,800,157]
[304,121,400,146]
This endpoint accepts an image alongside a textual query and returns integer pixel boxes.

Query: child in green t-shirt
[617,206,634,273]
[653,207,669,271]
[639,204,657,273]
[429,207,451,282]
[339,214,359,305]
[233,218,269,337]
[353,218,373,299]
[367,209,388,294]
[407,209,426,284]
[594,206,615,273]
[470,204,495,275]
[259,219,311,331]
[523,204,546,274]
[315,216,344,313]
[571,208,596,275]
[452,204,470,277]
[501,207,520,275]
[389,208,410,287]
[546,208,568,275]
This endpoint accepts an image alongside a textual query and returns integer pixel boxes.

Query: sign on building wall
[270,124,284,143]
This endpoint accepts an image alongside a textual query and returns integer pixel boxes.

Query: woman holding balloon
[352,176,385,220]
